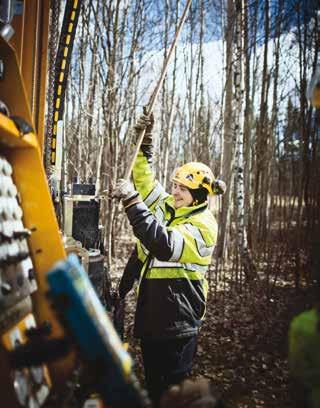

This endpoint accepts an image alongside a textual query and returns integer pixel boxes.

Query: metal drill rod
[124,0,192,181]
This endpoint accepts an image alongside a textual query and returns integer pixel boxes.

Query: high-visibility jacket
[125,152,218,340]
[289,308,320,407]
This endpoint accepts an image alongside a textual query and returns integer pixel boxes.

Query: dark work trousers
[140,335,198,407]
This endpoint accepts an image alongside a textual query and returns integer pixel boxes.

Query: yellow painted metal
[1,313,52,406]
[0,0,77,399]
[2,314,52,386]
[9,0,50,152]
[0,38,33,127]
[36,0,50,153]
[0,0,50,150]
[0,113,34,148]
[0,117,76,388]
[10,14,23,60]
[19,1,38,113]
[59,71,64,83]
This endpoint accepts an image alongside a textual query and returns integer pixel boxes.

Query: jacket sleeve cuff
[123,193,142,210]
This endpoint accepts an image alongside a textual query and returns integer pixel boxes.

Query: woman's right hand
[134,107,154,146]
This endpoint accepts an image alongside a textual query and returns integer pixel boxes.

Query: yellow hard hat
[171,162,216,195]
[307,65,320,108]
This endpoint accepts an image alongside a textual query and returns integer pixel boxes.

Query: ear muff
[212,179,226,195]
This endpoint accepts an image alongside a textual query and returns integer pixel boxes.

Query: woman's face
[172,181,194,208]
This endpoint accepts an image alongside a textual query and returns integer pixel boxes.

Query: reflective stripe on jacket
[126,152,218,340]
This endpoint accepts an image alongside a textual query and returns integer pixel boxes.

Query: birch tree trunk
[216,0,235,259]
[234,0,256,284]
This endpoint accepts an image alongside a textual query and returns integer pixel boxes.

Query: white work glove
[113,179,140,207]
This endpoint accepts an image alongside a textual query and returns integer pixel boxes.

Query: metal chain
[48,0,83,168]
[45,0,60,176]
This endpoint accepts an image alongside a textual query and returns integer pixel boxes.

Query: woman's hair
[189,187,208,205]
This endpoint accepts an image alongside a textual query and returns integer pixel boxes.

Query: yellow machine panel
[10,0,50,151]
[1,314,51,407]
[0,2,141,406]
[0,1,76,405]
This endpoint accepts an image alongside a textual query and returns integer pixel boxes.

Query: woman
[114,113,226,406]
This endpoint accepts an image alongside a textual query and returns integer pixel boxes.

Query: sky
[138,28,303,119]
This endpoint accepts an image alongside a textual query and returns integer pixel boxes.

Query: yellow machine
[307,65,320,109]
[0,1,77,405]
[0,3,150,407]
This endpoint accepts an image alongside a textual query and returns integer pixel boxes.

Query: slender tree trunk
[253,0,270,248]
[216,0,235,259]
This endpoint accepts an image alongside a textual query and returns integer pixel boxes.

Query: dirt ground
[116,266,315,408]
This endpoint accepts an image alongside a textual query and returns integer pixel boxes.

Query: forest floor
[113,247,316,408]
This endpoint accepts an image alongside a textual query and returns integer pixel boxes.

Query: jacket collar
[165,195,208,219]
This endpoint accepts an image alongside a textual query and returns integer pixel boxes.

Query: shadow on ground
[122,278,316,408]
